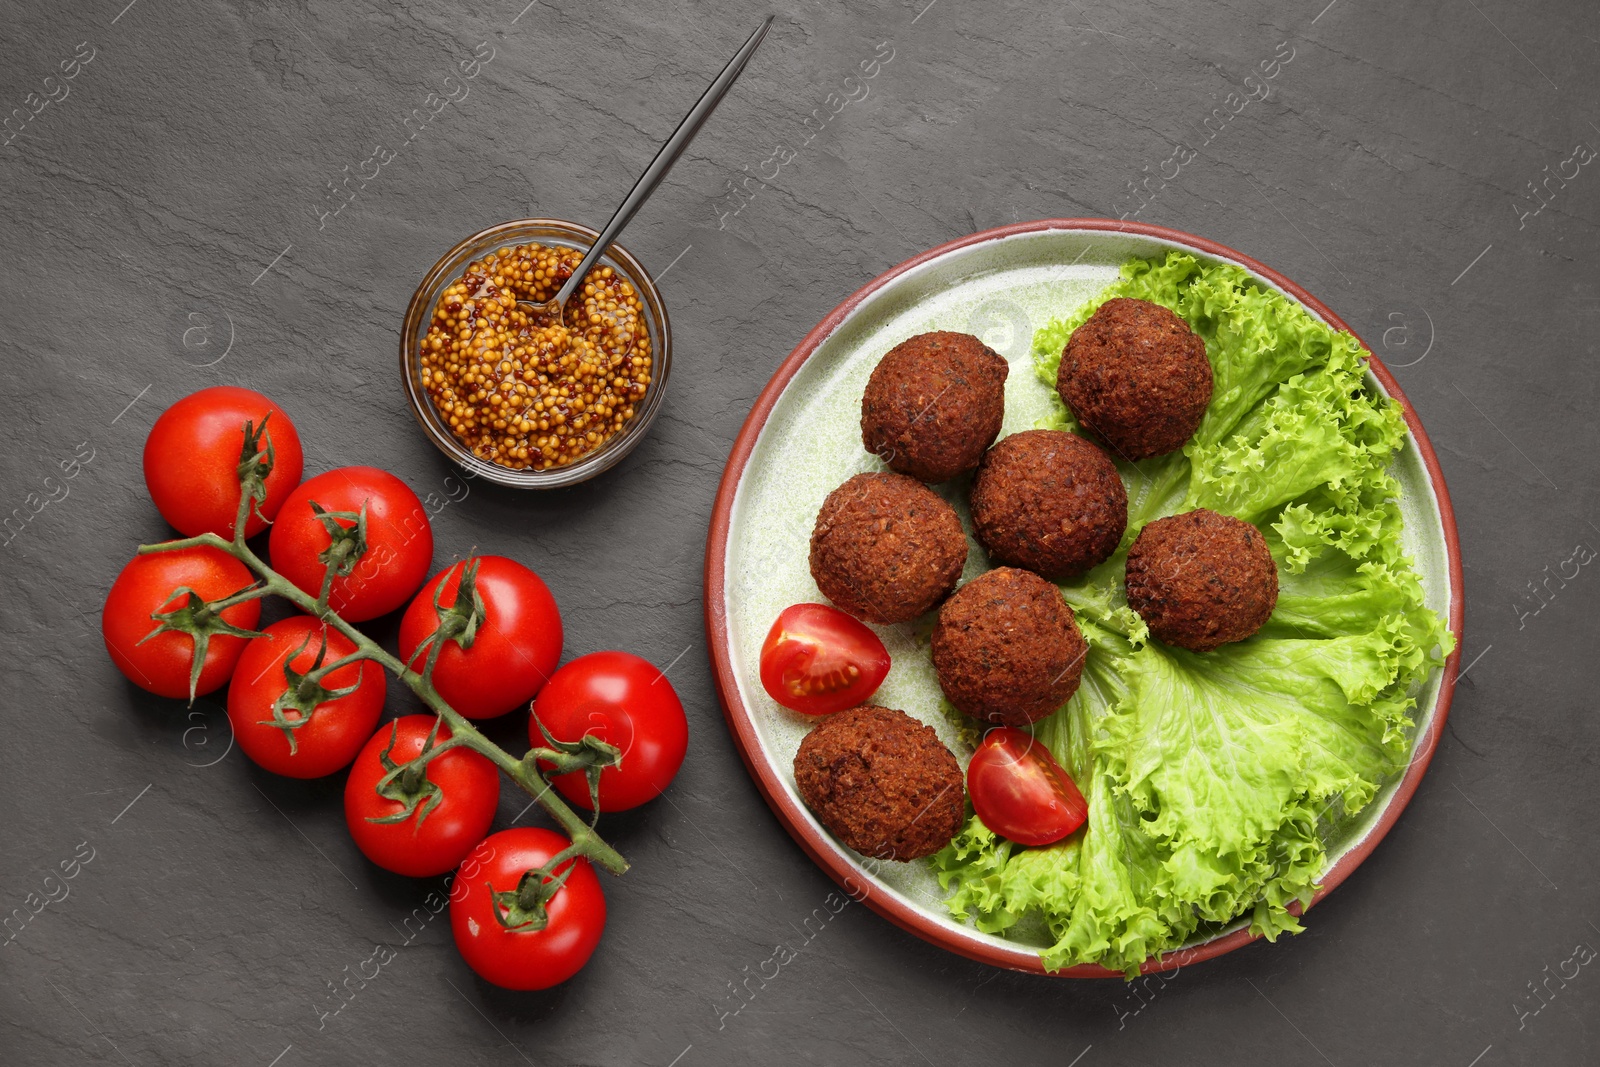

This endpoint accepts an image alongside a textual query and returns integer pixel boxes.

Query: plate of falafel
[705,219,1463,978]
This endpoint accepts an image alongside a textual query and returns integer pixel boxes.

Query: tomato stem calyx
[411,559,487,685]
[529,710,622,820]
[309,501,369,614]
[491,844,583,932]
[366,717,459,827]
[260,628,363,754]
[140,583,267,704]
[234,415,277,535]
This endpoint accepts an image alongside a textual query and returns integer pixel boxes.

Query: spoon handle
[555,15,775,306]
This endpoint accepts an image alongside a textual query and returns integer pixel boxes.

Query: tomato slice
[759,603,890,715]
[966,728,1088,846]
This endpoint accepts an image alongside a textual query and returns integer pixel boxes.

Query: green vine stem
[138,423,629,877]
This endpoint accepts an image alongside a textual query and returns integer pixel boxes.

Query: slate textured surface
[2,1,1596,1064]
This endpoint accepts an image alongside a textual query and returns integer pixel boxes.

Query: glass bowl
[399,218,672,489]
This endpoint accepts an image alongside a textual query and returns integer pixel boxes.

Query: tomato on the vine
[269,466,433,622]
[344,715,499,877]
[398,556,562,720]
[532,651,687,812]
[227,616,385,779]
[759,603,890,715]
[450,827,605,990]
[101,547,261,699]
[144,386,304,539]
[966,727,1088,846]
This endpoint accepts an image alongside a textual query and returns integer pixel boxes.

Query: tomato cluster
[102,387,687,990]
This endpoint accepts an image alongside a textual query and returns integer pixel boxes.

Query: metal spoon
[519,15,774,325]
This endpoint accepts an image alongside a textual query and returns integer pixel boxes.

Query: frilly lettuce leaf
[937,251,1453,976]
[1184,335,1408,526]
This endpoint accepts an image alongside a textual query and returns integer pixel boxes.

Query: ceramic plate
[703,219,1464,977]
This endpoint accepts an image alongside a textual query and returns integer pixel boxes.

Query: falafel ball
[1124,508,1278,652]
[931,567,1088,727]
[861,331,1009,483]
[1057,297,1213,461]
[969,429,1128,579]
[809,472,968,625]
[793,704,965,861]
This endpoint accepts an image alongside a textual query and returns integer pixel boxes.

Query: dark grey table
[3,1,1594,1064]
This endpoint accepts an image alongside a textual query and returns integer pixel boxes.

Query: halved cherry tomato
[966,728,1088,846]
[759,603,890,715]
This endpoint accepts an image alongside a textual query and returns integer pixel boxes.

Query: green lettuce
[934,252,1453,975]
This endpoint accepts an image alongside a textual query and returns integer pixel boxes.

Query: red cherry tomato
[399,556,563,720]
[269,466,433,622]
[143,386,304,539]
[101,547,262,699]
[531,651,688,812]
[227,616,385,778]
[344,715,499,877]
[450,827,605,990]
[966,728,1088,846]
[759,603,891,715]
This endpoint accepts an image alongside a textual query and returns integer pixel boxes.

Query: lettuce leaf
[937,251,1453,976]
